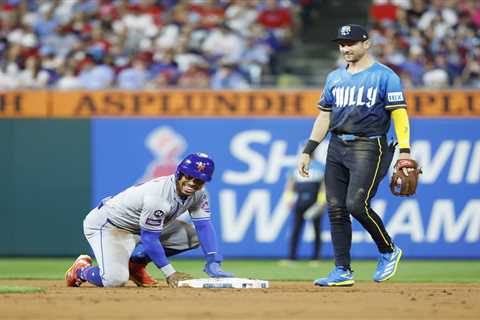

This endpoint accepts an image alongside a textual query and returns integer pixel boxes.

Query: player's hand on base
[166,272,192,288]
[204,261,234,278]
[298,153,311,177]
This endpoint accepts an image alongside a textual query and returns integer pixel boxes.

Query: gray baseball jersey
[100,175,210,234]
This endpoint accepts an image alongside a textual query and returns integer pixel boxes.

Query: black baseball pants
[325,135,395,268]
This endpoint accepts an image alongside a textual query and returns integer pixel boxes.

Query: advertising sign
[92,119,480,258]
[2,90,480,117]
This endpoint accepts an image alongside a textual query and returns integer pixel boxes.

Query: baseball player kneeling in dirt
[66,152,233,288]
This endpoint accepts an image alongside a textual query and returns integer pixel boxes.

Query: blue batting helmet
[175,153,215,182]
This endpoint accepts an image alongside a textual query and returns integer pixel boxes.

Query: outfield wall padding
[0,120,91,256]
[1,117,479,258]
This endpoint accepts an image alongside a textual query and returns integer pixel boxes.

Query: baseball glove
[390,159,422,196]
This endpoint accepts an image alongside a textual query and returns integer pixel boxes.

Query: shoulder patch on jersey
[198,193,210,212]
[387,92,404,103]
[153,210,165,218]
[146,210,166,227]
[201,199,210,212]
[145,218,164,226]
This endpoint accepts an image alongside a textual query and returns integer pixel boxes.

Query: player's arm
[298,110,331,177]
[386,71,421,193]
[299,73,334,177]
[191,219,234,277]
[385,71,410,160]
[190,193,234,278]
[391,108,411,160]
[140,229,173,275]
[140,196,188,287]
[389,108,422,195]
[139,230,190,288]
[309,110,331,143]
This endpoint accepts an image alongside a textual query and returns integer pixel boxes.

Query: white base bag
[178,277,269,289]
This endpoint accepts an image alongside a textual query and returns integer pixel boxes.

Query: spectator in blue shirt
[210,61,249,89]
[78,57,114,89]
[117,58,148,89]
[34,7,59,40]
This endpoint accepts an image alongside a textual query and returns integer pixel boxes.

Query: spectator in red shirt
[257,0,294,48]
[257,0,293,29]
[370,0,398,24]
[189,0,225,30]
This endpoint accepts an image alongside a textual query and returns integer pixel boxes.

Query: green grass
[0,258,479,283]
[0,286,43,294]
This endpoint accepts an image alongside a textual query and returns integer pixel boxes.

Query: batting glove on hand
[204,253,234,278]
[204,262,234,277]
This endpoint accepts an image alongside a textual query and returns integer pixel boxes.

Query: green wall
[0,120,91,256]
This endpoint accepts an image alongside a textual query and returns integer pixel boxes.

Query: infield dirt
[1,280,479,319]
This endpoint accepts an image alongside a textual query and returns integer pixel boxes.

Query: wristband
[303,139,319,155]
[160,264,176,277]
[206,252,223,263]
[399,148,411,154]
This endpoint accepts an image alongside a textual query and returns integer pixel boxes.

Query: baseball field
[1,258,479,319]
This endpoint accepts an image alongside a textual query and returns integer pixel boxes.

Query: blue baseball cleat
[373,246,403,282]
[314,266,354,287]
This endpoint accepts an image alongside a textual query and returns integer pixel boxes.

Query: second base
[178,277,269,289]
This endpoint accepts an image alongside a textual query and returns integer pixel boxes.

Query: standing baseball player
[284,151,326,261]
[298,24,421,286]
[65,152,234,288]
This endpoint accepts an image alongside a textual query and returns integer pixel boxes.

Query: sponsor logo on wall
[138,126,186,182]
[218,131,480,247]
[94,119,480,257]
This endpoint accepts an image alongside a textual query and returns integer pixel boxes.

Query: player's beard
[343,51,362,63]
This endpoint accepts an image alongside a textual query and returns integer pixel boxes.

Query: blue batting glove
[204,261,234,278]
[204,253,234,278]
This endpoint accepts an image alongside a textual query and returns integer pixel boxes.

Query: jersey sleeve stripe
[191,217,211,221]
[318,104,332,112]
[385,104,407,109]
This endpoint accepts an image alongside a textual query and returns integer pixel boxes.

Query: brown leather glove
[390,159,422,196]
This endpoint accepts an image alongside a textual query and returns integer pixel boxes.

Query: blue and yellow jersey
[318,62,407,137]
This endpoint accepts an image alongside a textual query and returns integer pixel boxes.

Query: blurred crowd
[368,0,480,88]
[3,0,478,90]
[0,0,306,90]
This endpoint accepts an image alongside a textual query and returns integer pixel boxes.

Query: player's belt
[335,134,383,142]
